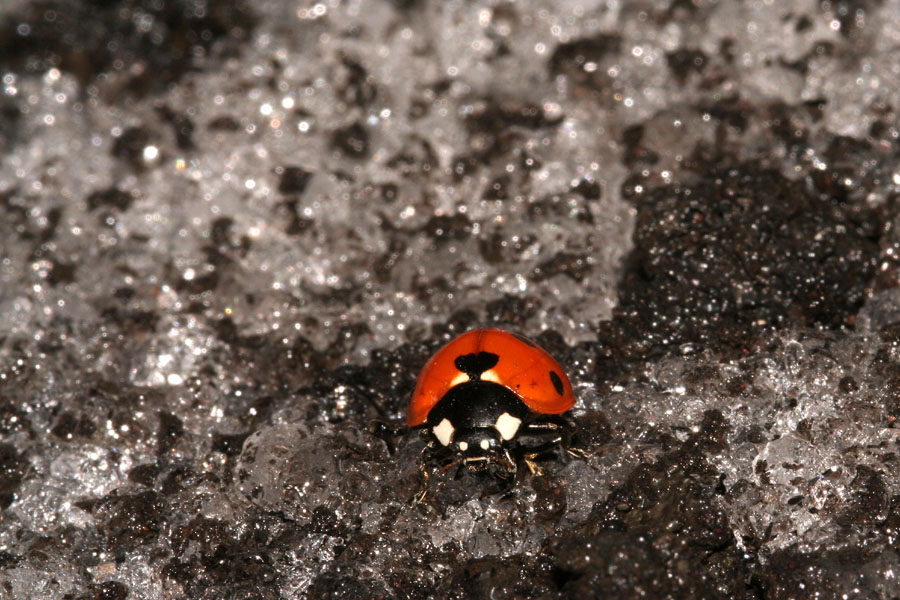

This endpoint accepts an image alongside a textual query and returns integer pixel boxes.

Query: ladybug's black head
[449,425,503,458]
[425,380,530,464]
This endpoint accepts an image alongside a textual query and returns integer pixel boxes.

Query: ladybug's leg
[411,450,431,506]
[520,416,587,461]
[450,456,480,475]
[516,425,558,474]
[523,456,543,476]
[412,470,429,505]
[552,416,589,459]
[501,446,517,477]
[481,448,518,497]
[411,439,443,506]
[520,420,566,452]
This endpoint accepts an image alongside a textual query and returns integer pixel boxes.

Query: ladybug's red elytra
[408,328,578,498]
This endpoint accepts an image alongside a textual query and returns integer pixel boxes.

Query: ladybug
[408,328,577,497]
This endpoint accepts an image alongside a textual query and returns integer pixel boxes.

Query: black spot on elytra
[455,352,499,380]
[511,332,537,348]
[549,371,564,395]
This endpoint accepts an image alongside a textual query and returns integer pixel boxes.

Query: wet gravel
[2,1,900,598]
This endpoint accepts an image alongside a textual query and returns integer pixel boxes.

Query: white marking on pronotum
[493,412,522,441]
[432,418,455,446]
[480,369,501,383]
[480,439,491,451]
[458,441,469,451]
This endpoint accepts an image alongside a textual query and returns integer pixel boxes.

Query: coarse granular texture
[2,1,900,598]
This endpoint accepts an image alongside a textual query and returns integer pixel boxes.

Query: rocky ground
[2,0,900,598]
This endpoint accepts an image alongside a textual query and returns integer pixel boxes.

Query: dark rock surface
[2,1,900,598]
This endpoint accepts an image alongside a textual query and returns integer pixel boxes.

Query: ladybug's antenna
[454,352,499,380]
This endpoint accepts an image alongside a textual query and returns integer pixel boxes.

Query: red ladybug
[408,328,577,490]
